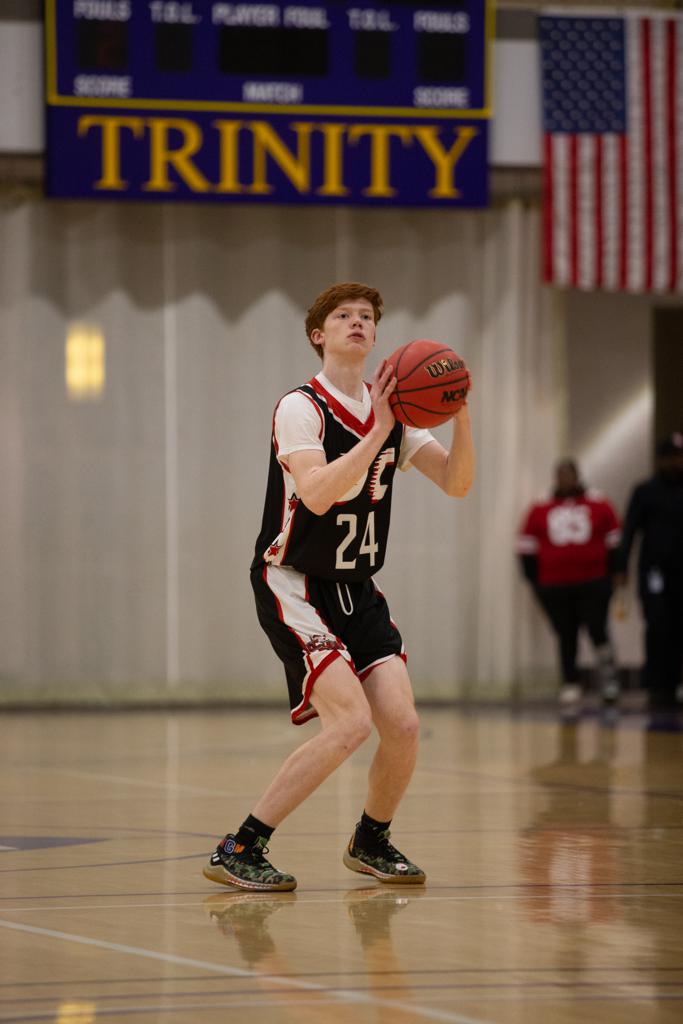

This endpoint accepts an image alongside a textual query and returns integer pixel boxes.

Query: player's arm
[410,405,475,497]
[602,501,623,576]
[613,485,645,586]
[288,361,396,516]
[517,506,541,586]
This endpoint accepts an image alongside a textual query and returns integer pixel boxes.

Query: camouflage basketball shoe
[203,834,297,892]
[343,826,426,884]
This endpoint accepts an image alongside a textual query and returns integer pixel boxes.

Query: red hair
[305,282,384,359]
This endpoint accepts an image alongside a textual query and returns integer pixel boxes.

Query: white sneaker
[601,679,620,704]
[559,684,582,707]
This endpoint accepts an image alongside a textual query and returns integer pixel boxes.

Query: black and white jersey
[251,373,434,583]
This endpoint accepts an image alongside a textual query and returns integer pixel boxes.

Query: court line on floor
[18,766,239,799]
[2,879,683,898]
[417,763,683,801]
[0,853,206,875]
[0,824,218,840]
[2,983,683,1017]
[7,819,683,837]
[3,977,683,1007]
[0,997,497,1023]
[1,966,682,992]
[3,891,683,914]
[13,760,683,804]
[1,990,682,1023]
[6,735,294,772]
[0,918,494,1024]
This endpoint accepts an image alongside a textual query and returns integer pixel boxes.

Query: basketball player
[204,282,475,891]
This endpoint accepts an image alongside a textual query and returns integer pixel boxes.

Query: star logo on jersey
[267,543,281,558]
[288,494,300,513]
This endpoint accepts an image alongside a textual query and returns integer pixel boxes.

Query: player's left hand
[452,372,472,419]
[370,359,397,436]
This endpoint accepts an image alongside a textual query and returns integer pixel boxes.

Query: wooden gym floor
[1,705,682,1024]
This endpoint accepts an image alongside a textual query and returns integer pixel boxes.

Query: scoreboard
[45,1,493,207]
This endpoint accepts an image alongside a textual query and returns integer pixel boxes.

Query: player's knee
[338,710,373,752]
[383,706,420,746]
[397,707,420,745]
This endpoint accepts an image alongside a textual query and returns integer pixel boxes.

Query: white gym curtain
[0,197,561,703]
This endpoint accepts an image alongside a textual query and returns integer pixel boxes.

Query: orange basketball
[387,339,470,428]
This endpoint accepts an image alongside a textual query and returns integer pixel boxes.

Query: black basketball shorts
[251,563,406,725]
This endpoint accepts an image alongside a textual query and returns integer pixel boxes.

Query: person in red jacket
[517,459,622,710]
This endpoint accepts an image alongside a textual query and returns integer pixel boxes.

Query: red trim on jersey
[372,578,403,635]
[263,565,356,726]
[308,377,375,437]
[291,649,343,725]
[266,388,322,564]
[272,388,324,463]
[262,564,305,649]
[368,450,396,504]
[292,706,318,725]
[358,651,408,683]
[280,501,300,562]
[295,387,325,439]
[271,401,282,457]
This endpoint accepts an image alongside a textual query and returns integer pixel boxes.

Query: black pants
[639,566,683,710]
[535,577,612,684]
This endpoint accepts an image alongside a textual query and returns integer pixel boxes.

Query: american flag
[540,11,683,292]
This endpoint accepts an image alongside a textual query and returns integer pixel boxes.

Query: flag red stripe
[595,136,604,289]
[543,133,554,282]
[569,134,579,287]
[618,134,628,290]
[667,20,678,291]
[642,19,654,291]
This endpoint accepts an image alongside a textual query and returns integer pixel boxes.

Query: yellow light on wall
[65,324,106,400]
[56,1002,97,1023]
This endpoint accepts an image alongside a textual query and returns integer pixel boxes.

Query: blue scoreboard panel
[45,1,493,207]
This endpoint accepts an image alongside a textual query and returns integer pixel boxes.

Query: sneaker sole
[202,863,297,892]
[343,848,426,885]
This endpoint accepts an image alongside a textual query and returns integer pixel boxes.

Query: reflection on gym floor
[1,706,682,1023]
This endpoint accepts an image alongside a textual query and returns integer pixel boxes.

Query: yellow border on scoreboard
[45,0,494,121]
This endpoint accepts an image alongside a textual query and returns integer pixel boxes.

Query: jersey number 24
[336,512,378,569]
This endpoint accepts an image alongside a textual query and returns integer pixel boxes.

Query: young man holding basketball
[204,282,475,891]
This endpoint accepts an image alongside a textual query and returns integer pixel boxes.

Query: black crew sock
[355,810,392,852]
[233,814,274,853]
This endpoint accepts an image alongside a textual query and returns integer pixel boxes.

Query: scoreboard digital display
[45,1,493,207]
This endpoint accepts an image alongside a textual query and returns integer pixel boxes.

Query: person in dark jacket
[614,432,683,712]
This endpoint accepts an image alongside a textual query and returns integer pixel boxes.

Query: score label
[347,9,397,32]
[46,0,492,207]
[149,4,201,24]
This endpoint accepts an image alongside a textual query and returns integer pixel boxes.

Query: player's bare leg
[251,658,373,826]
[204,658,372,892]
[362,657,420,821]
[342,656,426,884]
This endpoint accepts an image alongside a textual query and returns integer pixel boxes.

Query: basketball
[386,339,470,428]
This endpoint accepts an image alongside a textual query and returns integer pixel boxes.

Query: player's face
[314,301,376,360]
